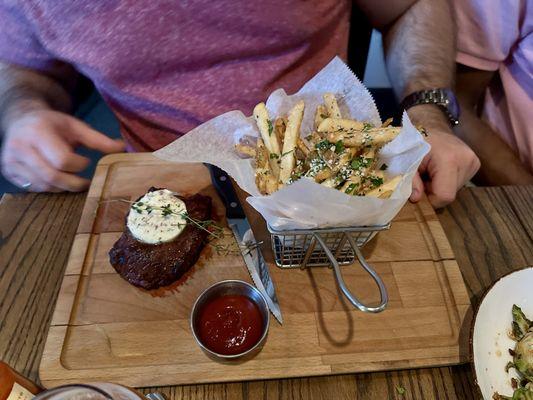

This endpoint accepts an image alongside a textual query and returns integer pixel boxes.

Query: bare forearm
[384,0,455,97]
[0,63,72,132]
[360,0,479,207]
[383,0,455,129]
[455,109,533,185]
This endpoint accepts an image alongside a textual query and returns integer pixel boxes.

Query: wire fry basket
[268,224,390,313]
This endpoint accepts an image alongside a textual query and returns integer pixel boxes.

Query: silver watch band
[400,88,460,126]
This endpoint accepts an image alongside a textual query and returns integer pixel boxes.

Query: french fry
[381,117,393,127]
[314,104,328,130]
[334,147,357,172]
[340,176,362,195]
[314,167,333,182]
[323,93,342,119]
[307,131,323,146]
[254,138,279,195]
[265,175,278,195]
[328,126,401,148]
[253,102,281,176]
[365,175,402,199]
[297,137,310,157]
[295,148,306,161]
[274,117,286,145]
[255,138,268,194]
[278,100,305,186]
[244,94,404,199]
[235,144,256,158]
[320,177,338,188]
[318,118,365,133]
[361,148,375,159]
[360,148,376,170]
[321,148,358,188]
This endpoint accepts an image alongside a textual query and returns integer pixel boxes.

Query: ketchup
[197,295,263,355]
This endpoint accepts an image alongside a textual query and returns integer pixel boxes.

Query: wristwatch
[400,88,460,126]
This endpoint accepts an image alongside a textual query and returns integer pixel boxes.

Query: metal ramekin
[190,280,270,361]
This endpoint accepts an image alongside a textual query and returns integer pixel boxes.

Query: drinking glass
[34,383,165,400]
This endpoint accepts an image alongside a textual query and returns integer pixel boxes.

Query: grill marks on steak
[109,190,212,290]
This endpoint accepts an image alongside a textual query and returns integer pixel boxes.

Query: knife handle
[206,164,246,219]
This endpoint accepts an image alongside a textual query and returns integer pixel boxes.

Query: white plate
[472,266,533,399]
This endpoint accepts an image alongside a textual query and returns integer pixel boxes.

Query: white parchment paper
[154,57,430,230]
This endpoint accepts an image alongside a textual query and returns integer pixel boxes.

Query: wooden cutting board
[39,153,472,388]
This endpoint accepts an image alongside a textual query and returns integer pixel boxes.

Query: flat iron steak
[109,188,212,290]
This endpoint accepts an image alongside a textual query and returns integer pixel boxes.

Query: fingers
[1,110,123,193]
[409,172,424,203]
[416,131,481,209]
[461,152,481,186]
[2,160,61,192]
[22,147,90,192]
[426,165,458,208]
[37,131,91,172]
[68,117,125,154]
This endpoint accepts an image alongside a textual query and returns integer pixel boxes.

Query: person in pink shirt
[0,0,480,208]
[453,0,533,185]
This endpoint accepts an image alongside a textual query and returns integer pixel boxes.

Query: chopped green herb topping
[315,139,331,151]
[362,122,373,132]
[161,204,173,217]
[281,149,294,157]
[334,140,344,154]
[351,156,373,170]
[369,176,384,187]
[320,113,328,119]
[270,153,279,159]
[345,183,358,194]
[288,171,303,184]
[131,202,152,214]
[267,119,273,136]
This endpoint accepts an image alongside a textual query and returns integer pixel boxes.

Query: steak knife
[207,164,283,324]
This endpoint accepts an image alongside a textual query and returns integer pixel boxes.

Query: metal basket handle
[312,233,388,313]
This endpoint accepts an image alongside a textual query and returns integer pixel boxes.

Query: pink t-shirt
[454,0,533,172]
[0,0,350,151]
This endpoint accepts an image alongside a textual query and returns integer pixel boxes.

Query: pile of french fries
[235,93,403,198]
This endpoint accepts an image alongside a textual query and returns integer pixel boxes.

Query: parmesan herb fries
[237,93,403,198]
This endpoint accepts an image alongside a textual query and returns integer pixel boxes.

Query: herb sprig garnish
[100,198,246,256]
[111,199,225,240]
[135,200,225,239]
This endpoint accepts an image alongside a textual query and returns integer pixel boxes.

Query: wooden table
[0,186,531,399]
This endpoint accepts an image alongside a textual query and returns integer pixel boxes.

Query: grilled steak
[109,188,212,290]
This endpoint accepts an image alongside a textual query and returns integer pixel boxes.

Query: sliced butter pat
[127,189,187,244]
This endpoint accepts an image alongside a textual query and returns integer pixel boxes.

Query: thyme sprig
[100,198,261,256]
[104,198,225,240]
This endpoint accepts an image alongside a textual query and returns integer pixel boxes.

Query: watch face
[443,88,460,120]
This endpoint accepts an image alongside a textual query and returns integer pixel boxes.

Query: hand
[1,109,125,192]
[410,129,480,208]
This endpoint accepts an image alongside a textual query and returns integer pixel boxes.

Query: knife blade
[207,164,283,324]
